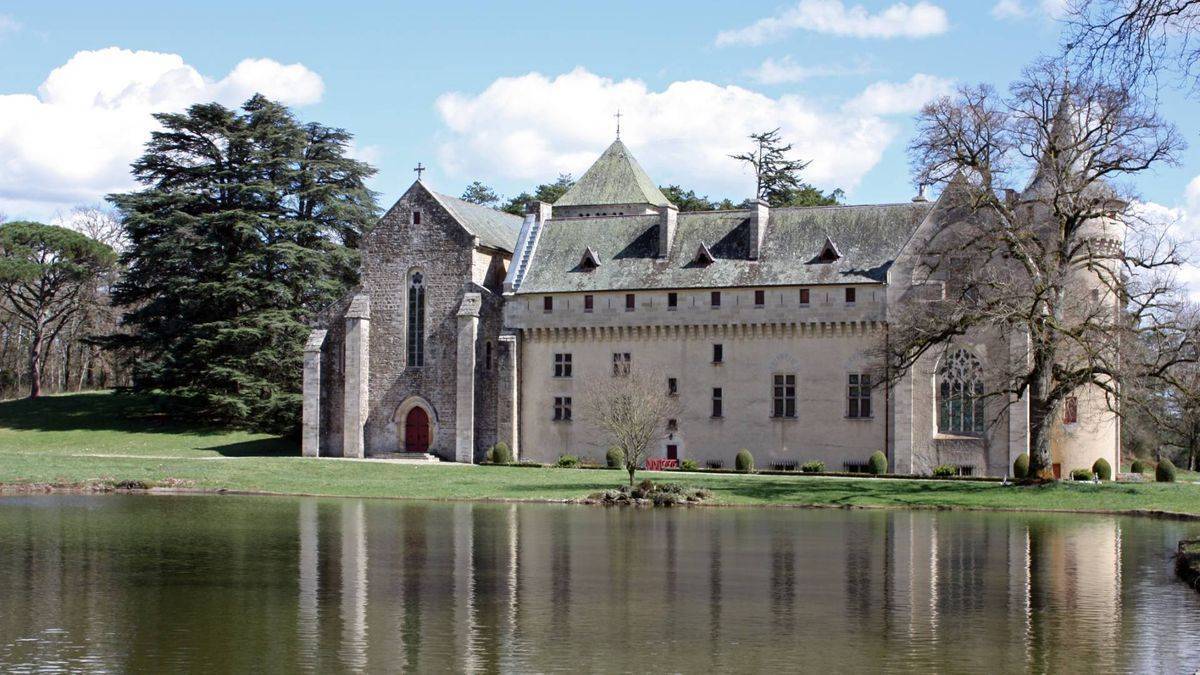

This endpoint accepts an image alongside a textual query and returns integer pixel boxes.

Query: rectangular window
[554,353,572,378]
[755,289,765,307]
[712,387,723,418]
[712,343,724,364]
[625,293,635,311]
[1063,396,1078,424]
[667,418,678,432]
[711,291,721,308]
[773,374,796,418]
[667,377,678,396]
[612,352,631,376]
[553,396,572,421]
[848,373,872,418]
[412,210,422,225]
[668,292,678,309]
[584,294,594,313]
[800,288,810,305]
[845,287,856,304]
[543,296,553,313]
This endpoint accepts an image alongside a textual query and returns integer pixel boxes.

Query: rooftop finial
[413,162,425,181]
[614,110,623,140]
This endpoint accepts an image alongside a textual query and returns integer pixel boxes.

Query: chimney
[749,199,769,260]
[526,200,552,222]
[911,184,928,203]
[657,204,677,258]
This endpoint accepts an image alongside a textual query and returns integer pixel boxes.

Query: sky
[1,0,1198,234]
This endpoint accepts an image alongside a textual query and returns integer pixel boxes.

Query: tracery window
[938,349,985,435]
[407,271,425,368]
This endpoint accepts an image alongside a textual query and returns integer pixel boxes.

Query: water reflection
[1,495,1198,673]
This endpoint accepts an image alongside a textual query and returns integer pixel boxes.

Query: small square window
[668,292,678,309]
[755,289,765,307]
[612,352,631,376]
[845,287,856,304]
[584,294,594,312]
[711,291,721,308]
[553,396,573,421]
[667,377,678,396]
[625,293,635,311]
[543,296,553,313]
[712,344,723,364]
[667,418,678,432]
[800,288,810,305]
[554,353,573,378]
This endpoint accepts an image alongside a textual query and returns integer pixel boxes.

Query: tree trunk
[1028,348,1057,479]
[27,330,43,399]
[628,466,636,487]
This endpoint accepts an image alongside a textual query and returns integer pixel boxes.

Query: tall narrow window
[711,291,722,308]
[554,353,573,378]
[543,296,553,313]
[553,396,572,421]
[584,294,594,313]
[412,210,422,225]
[407,271,425,367]
[848,373,872,418]
[667,377,678,396]
[800,288,810,305]
[712,344,724,364]
[755,289,765,307]
[485,341,493,370]
[625,293,636,311]
[668,292,678,309]
[1063,396,1078,425]
[712,387,723,418]
[938,349,985,434]
[845,287,856,304]
[773,374,796,418]
[612,352,631,376]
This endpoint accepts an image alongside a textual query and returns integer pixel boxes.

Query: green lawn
[2,391,1200,517]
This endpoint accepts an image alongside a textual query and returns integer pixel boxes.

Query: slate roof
[515,202,935,294]
[554,140,672,208]
[429,188,523,253]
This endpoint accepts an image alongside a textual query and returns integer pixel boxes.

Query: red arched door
[405,407,430,453]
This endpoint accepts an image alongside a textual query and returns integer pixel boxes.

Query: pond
[1,495,1198,673]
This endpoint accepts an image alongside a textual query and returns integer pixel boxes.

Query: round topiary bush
[491,442,512,465]
[1131,459,1149,474]
[680,459,699,471]
[1156,458,1178,483]
[735,449,754,473]
[1013,453,1030,480]
[867,451,888,475]
[1092,458,1112,481]
[1071,468,1094,481]
[606,446,624,469]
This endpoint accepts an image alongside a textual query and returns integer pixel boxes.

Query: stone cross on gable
[614,110,622,139]
[413,162,425,180]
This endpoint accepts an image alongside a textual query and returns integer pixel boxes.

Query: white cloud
[991,0,1068,21]
[434,67,909,199]
[747,56,873,85]
[0,14,20,40]
[843,73,955,116]
[716,0,950,46]
[0,47,325,217]
[1131,175,1200,299]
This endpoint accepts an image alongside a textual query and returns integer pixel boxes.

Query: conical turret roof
[555,139,671,208]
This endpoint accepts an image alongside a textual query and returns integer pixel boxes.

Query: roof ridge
[554,140,671,208]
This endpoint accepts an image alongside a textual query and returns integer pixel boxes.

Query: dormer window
[694,243,716,266]
[817,236,841,263]
[579,247,601,271]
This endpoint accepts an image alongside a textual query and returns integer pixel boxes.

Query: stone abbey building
[302,139,1120,478]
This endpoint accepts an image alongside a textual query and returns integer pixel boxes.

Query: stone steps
[366,452,443,463]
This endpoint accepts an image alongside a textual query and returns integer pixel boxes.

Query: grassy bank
[3,392,1200,516]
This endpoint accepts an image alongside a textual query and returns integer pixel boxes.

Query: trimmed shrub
[1071,468,1094,481]
[491,442,512,465]
[1092,458,1112,481]
[606,447,624,469]
[555,454,581,468]
[1131,459,1149,474]
[680,459,699,471]
[801,460,825,473]
[1013,453,1030,480]
[1157,458,1178,483]
[867,451,888,475]
[735,449,754,473]
[933,464,957,478]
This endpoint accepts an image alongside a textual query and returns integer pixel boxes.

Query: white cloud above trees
[0,47,324,217]
[716,0,950,46]
[843,73,954,115]
[746,56,874,84]
[435,68,944,199]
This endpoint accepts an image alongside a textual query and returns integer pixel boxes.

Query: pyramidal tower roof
[554,139,671,208]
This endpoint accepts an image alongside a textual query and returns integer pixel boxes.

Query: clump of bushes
[1071,468,1095,481]
[555,454,581,468]
[771,461,799,471]
[680,459,699,471]
[587,480,712,506]
[1157,458,1178,483]
[868,451,888,475]
[801,460,825,473]
[1092,458,1112,481]
[1013,453,1030,480]
[1131,459,1149,475]
[735,449,754,473]
[486,442,512,465]
[705,460,725,469]
[933,464,957,478]
[606,447,624,469]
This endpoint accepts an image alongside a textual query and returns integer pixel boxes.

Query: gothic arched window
[407,271,425,368]
[938,349,985,435]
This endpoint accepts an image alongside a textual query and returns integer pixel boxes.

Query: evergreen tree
[108,95,377,432]
[730,128,842,207]
[460,181,501,207]
[501,174,575,215]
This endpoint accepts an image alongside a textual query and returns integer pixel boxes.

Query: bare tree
[1068,0,1200,93]
[61,205,128,252]
[583,368,680,486]
[886,58,1190,478]
[1125,303,1200,470]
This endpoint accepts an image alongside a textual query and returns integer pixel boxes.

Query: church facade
[302,139,1120,478]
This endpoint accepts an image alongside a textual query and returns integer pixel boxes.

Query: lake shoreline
[4,479,1200,522]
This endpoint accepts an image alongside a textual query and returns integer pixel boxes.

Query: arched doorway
[405,407,430,453]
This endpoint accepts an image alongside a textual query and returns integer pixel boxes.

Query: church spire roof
[554,139,671,208]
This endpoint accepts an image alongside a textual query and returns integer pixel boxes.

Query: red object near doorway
[405,408,430,453]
